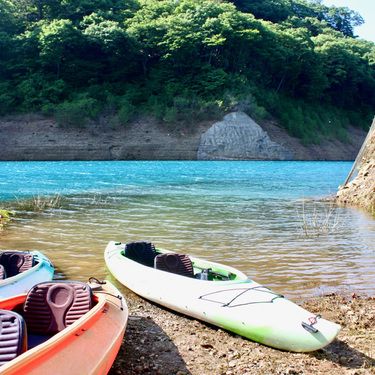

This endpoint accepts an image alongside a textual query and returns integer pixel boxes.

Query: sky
[321,0,375,43]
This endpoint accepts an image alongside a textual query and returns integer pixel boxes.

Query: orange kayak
[0,279,128,375]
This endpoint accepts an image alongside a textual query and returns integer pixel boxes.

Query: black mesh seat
[0,310,27,365]
[154,253,194,277]
[23,281,93,335]
[0,252,34,278]
[124,241,156,267]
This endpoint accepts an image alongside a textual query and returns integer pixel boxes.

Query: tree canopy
[0,0,374,143]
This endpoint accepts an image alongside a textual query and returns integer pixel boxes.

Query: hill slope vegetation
[1,0,374,144]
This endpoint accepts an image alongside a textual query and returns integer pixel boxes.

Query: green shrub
[55,94,98,128]
[0,209,14,229]
[146,96,166,121]
[117,99,136,125]
[163,106,179,125]
[0,83,15,116]
[55,101,90,128]
[99,95,137,129]
[336,127,350,143]
[162,96,224,128]
[266,94,363,145]
[224,93,270,122]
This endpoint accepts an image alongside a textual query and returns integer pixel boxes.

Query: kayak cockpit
[121,241,241,281]
[0,281,98,366]
[0,251,36,280]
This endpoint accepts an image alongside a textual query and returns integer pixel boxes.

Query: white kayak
[104,241,340,352]
[0,251,54,300]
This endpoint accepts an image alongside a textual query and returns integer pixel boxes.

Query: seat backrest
[124,241,156,267]
[0,310,27,366]
[0,265,6,280]
[0,252,34,278]
[23,281,93,334]
[154,253,194,277]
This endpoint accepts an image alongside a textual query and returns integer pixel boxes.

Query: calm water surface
[0,161,374,302]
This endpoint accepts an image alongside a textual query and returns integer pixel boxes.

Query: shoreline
[109,291,375,374]
[0,115,368,161]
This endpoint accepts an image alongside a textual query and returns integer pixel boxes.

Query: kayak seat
[124,241,156,267]
[23,281,93,338]
[0,265,6,280]
[0,310,27,366]
[154,253,194,277]
[0,251,34,278]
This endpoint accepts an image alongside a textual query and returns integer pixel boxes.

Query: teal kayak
[0,251,54,300]
[104,241,340,352]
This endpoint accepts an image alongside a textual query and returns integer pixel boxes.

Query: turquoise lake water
[0,161,374,301]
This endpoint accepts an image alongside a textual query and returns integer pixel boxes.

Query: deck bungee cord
[199,286,284,308]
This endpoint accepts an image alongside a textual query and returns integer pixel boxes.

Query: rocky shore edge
[109,291,375,375]
[336,119,375,214]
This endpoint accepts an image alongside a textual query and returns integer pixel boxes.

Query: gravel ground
[109,291,375,375]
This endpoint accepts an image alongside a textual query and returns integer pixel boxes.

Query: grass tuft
[14,194,62,212]
[296,200,343,236]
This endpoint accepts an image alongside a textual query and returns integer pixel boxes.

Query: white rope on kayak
[343,116,375,186]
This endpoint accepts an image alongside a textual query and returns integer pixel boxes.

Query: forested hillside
[1,0,374,144]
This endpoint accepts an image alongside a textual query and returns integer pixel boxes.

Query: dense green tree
[82,15,139,82]
[0,0,18,33]
[231,0,364,38]
[314,35,375,109]
[10,0,62,23]
[62,0,140,24]
[231,0,292,23]
[322,5,364,38]
[0,0,374,140]
[38,19,82,79]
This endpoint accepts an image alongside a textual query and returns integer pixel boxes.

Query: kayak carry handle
[88,277,106,285]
